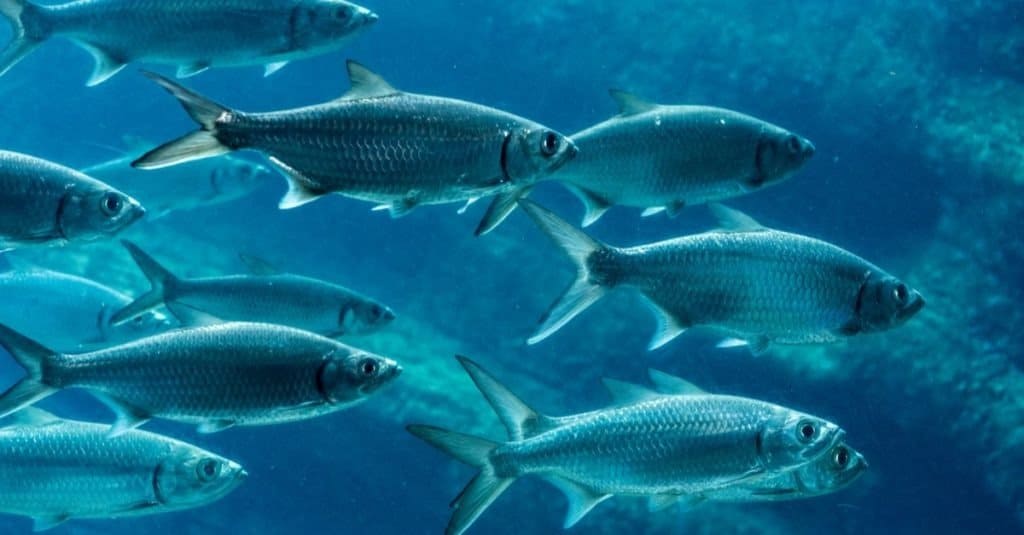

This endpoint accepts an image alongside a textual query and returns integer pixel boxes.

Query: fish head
[58,186,146,242]
[154,451,247,511]
[319,349,402,403]
[789,442,868,496]
[749,127,815,189]
[209,159,273,199]
[291,0,379,48]
[759,409,844,471]
[852,272,926,333]
[338,300,396,335]
[105,307,173,342]
[505,126,578,184]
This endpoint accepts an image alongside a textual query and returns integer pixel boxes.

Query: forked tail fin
[517,200,614,344]
[132,71,235,169]
[0,323,57,418]
[0,0,48,77]
[110,240,179,325]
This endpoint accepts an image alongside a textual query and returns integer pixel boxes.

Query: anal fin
[91,391,150,437]
[543,476,612,528]
[176,62,210,78]
[269,157,327,209]
[32,514,70,532]
[197,419,236,434]
[641,297,688,350]
[78,42,126,86]
[564,185,611,227]
[264,61,289,77]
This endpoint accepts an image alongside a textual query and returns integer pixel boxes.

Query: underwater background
[1,0,1022,533]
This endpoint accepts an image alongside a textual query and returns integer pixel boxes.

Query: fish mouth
[362,9,380,25]
[899,292,926,322]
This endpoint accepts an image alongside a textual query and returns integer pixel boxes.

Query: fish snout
[362,9,380,25]
[801,138,816,158]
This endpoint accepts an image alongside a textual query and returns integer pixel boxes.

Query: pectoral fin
[176,62,210,78]
[197,419,236,434]
[475,187,531,236]
[32,514,70,532]
[264,61,289,77]
[166,302,224,328]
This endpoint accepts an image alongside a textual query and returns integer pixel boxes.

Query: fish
[0,150,145,250]
[519,200,925,353]
[0,0,378,85]
[132,61,579,235]
[0,321,402,434]
[110,240,395,337]
[550,91,815,227]
[0,263,170,353]
[407,357,844,535]
[0,408,246,531]
[82,150,273,219]
[693,441,867,505]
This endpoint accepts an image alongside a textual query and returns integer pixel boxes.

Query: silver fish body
[0,268,170,352]
[0,322,401,433]
[133,61,578,234]
[520,201,925,352]
[0,150,144,249]
[0,408,245,531]
[407,358,845,535]
[111,241,394,337]
[0,0,378,85]
[84,153,272,218]
[551,92,814,226]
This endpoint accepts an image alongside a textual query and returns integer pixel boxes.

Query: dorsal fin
[601,378,662,405]
[456,356,556,441]
[708,203,766,232]
[4,407,60,427]
[647,369,706,396]
[609,89,658,116]
[238,254,281,276]
[341,60,400,100]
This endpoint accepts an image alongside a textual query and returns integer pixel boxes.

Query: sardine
[132,61,578,235]
[111,240,395,337]
[407,357,844,535]
[0,266,170,352]
[549,91,815,226]
[519,200,925,352]
[0,408,246,531]
[0,150,144,250]
[0,322,401,433]
[0,0,378,85]
[83,151,273,219]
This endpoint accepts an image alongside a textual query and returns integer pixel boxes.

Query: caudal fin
[110,240,178,325]
[0,0,47,77]
[517,200,612,344]
[0,323,57,418]
[406,424,512,535]
[132,71,234,169]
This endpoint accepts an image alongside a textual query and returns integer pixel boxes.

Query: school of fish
[0,1,926,532]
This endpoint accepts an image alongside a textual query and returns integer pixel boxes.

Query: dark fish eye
[893,283,909,304]
[101,193,124,216]
[360,358,379,376]
[833,446,850,468]
[797,420,817,442]
[370,305,382,319]
[334,8,350,20]
[196,459,220,482]
[540,132,560,157]
[786,135,802,154]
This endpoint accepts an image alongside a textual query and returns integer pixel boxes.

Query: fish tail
[517,199,613,344]
[0,0,48,78]
[110,240,178,325]
[132,71,235,169]
[405,424,513,535]
[0,323,57,419]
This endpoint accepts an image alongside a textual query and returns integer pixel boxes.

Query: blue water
[1,1,1022,534]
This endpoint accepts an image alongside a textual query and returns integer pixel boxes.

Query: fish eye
[101,193,124,216]
[360,358,379,376]
[797,420,817,442]
[370,305,382,320]
[786,135,802,154]
[540,131,560,157]
[334,8,350,20]
[893,283,909,304]
[833,446,851,468]
[196,459,221,482]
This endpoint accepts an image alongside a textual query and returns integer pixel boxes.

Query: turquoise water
[0,1,1022,533]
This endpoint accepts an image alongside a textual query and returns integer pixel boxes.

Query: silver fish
[407,357,844,535]
[132,61,578,235]
[519,200,925,352]
[0,0,378,85]
[83,151,272,219]
[0,266,170,352]
[549,91,815,226]
[0,150,144,250]
[694,441,867,505]
[110,240,395,337]
[0,322,401,434]
[0,408,245,532]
